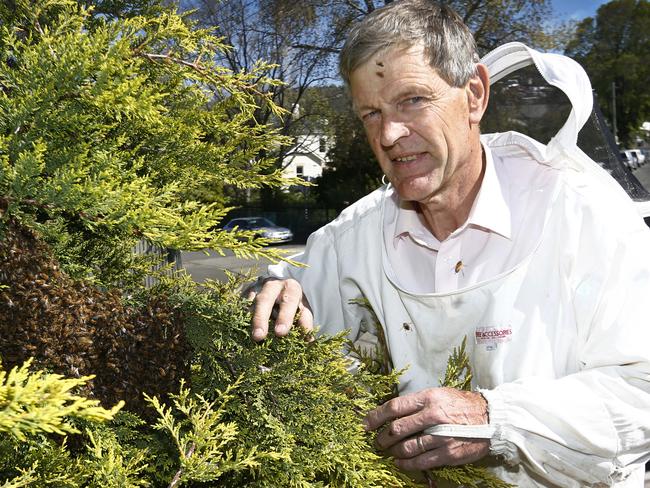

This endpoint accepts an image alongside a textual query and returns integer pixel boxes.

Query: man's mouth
[392,153,422,163]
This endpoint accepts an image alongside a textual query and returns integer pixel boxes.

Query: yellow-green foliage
[146,379,287,486]
[0,359,139,487]
[0,281,421,487]
[83,429,152,488]
[176,278,419,488]
[440,336,473,391]
[0,358,123,441]
[0,0,299,288]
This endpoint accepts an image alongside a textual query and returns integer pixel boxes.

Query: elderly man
[250,1,650,486]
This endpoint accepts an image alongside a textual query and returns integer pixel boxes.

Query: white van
[620,151,638,170]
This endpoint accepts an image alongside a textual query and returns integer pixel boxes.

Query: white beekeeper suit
[268,43,650,487]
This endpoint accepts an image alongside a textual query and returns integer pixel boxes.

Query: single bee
[454,260,464,274]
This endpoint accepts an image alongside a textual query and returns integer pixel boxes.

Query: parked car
[621,150,639,170]
[223,217,293,243]
[628,149,646,166]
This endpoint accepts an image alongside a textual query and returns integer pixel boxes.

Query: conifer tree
[0,0,296,289]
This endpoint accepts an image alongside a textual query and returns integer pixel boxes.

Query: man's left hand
[364,387,490,470]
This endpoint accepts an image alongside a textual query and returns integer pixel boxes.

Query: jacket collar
[393,144,511,248]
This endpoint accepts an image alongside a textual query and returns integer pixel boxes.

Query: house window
[296,165,304,177]
[319,137,326,153]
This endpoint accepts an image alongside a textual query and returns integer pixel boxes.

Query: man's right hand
[249,278,314,341]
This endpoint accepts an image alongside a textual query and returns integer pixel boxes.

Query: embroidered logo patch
[475,326,512,351]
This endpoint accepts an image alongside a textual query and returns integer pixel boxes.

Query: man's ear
[467,63,490,125]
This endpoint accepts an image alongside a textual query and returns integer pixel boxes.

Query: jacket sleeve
[480,211,650,486]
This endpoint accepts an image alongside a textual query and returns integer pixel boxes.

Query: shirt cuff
[478,387,521,466]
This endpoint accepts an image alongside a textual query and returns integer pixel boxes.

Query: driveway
[181,244,305,283]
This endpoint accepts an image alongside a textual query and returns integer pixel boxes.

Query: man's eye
[405,96,425,105]
[362,110,379,121]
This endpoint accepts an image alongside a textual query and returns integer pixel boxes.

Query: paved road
[632,163,650,191]
[181,244,305,283]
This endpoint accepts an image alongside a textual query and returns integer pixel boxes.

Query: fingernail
[275,324,288,335]
[362,419,370,431]
[252,330,264,342]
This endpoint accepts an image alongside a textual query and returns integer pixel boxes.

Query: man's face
[350,45,484,204]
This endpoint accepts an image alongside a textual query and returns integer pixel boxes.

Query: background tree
[181,0,353,175]
[565,0,650,146]
[442,0,561,52]
[180,0,560,167]
[0,0,300,288]
[316,90,383,212]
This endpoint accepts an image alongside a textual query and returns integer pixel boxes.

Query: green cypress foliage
[178,279,413,487]
[0,0,298,289]
[0,258,420,486]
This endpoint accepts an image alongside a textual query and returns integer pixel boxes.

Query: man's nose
[380,118,409,147]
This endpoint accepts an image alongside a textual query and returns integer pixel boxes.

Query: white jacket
[269,44,650,487]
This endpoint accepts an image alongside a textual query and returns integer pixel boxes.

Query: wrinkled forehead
[349,44,443,113]
[351,43,427,82]
[348,41,426,80]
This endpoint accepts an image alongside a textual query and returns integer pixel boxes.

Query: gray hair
[339,0,479,88]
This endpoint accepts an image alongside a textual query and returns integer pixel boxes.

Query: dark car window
[247,218,274,228]
[238,221,252,229]
[224,219,245,230]
[226,217,277,230]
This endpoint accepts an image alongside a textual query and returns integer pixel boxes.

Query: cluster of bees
[0,220,190,417]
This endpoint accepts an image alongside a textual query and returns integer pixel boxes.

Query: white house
[282,134,330,182]
[641,122,650,143]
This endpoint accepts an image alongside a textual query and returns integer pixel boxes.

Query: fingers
[250,279,312,341]
[246,287,257,302]
[386,433,447,459]
[392,437,489,470]
[367,387,490,467]
[273,279,303,336]
[366,388,488,435]
[251,280,279,341]
[365,391,427,431]
[374,410,433,450]
[366,388,488,458]
[297,297,314,336]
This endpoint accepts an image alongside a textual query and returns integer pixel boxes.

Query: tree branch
[167,442,196,488]
[291,43,340,54]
